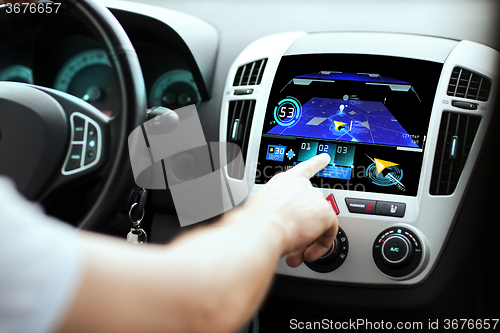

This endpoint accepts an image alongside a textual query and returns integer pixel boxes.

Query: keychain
[126,203,147,244]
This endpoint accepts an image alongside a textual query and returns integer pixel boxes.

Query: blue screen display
[256,54,443,197]
[267,97,419,148]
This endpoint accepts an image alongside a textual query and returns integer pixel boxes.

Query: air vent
[233,59,268,86]
[430,112,481,195]
[447,67,491,101]
[227,100,255,179]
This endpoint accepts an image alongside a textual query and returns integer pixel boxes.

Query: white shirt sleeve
[0,176,84,333]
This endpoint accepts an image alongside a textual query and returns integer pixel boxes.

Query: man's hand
[245,153,338,267]
[56,153,338,333]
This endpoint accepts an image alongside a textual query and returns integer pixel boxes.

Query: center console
[220,32,498,285]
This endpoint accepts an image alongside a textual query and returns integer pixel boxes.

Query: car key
[126,203,147,244]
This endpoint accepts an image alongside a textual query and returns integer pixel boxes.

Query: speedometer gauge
[0,65,33,83]
[149,69,201,109]
[54,49,119,116]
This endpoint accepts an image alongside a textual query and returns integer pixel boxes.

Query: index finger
[287,153,331,179]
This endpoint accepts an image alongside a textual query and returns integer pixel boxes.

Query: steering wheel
[0,0,146,230]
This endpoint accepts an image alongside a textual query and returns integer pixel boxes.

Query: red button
[326,194,340,215]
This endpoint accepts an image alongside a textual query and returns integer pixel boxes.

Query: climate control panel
[302,197,423,279]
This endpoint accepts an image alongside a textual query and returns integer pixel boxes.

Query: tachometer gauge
[149,69,201,109]
[0,65,33,83]
[54,49,119,116]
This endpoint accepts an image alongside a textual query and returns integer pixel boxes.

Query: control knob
[381,234,413,267]
[373,227,423,278]
[305,227,348,273]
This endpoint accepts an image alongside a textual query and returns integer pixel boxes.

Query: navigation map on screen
[266,96,419,148]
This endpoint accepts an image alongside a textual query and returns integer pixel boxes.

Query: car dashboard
[1,0,499,331]
[221,31,499,287]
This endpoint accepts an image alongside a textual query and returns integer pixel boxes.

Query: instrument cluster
[0,12,201,117]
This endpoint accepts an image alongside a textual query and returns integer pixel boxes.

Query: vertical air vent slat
[466,74,481,100]
[254,59,266,85]
[227,100,256,179]
[478,78,491,101]
[245,62,256,86]
[233,59,268,86]
[234,66,245,86]
[447,67,460,95]
[459,117,470,168]
[455,70,470,98]
[240,100,255,159]
[430,112,481,195]
[447,67,491,102]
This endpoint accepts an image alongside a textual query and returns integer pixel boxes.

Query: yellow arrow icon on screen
[374,158,399,174]
[334,121,347,130]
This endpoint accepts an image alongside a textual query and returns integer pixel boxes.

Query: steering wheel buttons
[88,123,97,138]
[85,124,98,165]
[85,149,97,165]
[73,116,85,141]
[65,144,83,171]
[62,112,102,175]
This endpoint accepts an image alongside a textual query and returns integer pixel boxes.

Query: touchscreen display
[255,54,442,196]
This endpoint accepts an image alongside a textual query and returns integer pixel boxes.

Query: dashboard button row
[345,198,405,218]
